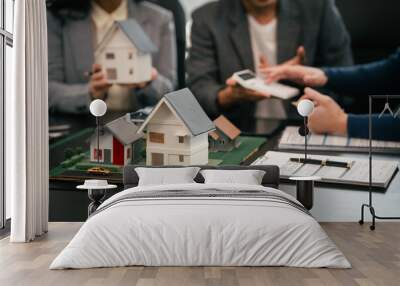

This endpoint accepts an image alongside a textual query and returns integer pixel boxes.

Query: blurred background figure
[46,0,177,114]
[186,0,353,133]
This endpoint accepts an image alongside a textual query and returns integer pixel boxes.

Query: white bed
[50,182,350,269]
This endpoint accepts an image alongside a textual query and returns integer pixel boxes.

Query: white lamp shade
[297,99,314,117]
[89,99,107,117]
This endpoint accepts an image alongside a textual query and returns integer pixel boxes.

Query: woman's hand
[89,64,112,100]
[301,88,348,135]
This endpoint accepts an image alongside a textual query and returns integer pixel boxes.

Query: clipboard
[252,151,398,189]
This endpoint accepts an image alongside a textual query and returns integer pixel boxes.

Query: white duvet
[50,183,350,269]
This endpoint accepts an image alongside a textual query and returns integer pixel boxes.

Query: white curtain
[7,0,49,242]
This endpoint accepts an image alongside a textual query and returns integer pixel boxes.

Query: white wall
[5,45,12,219]
[180,0,214,19]
[4,0,15,220]
[5,0,14,32]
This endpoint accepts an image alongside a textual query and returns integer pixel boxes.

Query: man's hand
[89,64,112,99]
[121,68,158,89]
[217,77,270,108]
[263,65,328,86]
[258,46,306,84]
[282,46,306,66]
[301,88,348,135]
[259,46,305,77]
[217,46,305,108]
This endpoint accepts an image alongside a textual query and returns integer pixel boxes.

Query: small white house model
[90,114,144,166]
[95,19,157,84]
[137,88,215,166]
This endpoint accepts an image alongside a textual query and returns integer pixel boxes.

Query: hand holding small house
[95,19,157,84]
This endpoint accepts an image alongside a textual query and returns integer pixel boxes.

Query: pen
[291,101,299,107]
[290,157,353,169]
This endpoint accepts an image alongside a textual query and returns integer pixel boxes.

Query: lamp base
[296,180,314,210]
[289,176,320,211]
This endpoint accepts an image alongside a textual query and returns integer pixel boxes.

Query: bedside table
[77,180,117,216]
[289,176,321,210]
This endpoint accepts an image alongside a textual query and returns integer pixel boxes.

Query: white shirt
[248,15,286,132]
[248,15,278,70]
[91,0,135,112]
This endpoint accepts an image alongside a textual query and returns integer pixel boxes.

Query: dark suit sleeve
[47,12,92,114]
[323,50,400,140]
[314,0,353,67]
[325,50,400,95]
[347,114,400,141]
[186,12,224,118]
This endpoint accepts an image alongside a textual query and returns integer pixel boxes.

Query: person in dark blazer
[47,0,176,114]
[264,49,400,141]
[186,0,353,133]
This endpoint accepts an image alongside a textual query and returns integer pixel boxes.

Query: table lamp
[297,99,314,160]
[289,99,318,211]
[89,99,107,164]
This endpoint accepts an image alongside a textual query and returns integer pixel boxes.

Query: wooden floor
[0,222,399,286]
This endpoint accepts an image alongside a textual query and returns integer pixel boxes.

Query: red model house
[90,114,143,166]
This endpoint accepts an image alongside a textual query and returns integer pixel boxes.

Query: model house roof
[211,115,241,140]
[96,19,157,54]
[105,115,143,145]
[138,88,215,136]
[130,106,153,123]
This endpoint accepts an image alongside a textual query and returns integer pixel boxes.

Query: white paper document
[279,126,400,153]
[252,151,398,188]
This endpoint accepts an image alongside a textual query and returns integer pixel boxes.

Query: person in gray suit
[186,0,353,133]
[47,0,176,114]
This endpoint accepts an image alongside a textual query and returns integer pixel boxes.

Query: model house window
[178,136,185,143]
[128,52,133,59]
[94,149,103,161]
[179,155,184,162]
[151,153,164,166]
[106,68,117,80]
[149,132,164,143]
[129,68,133,75]
[106,52,115,59]
[127,148,131,159]
[1,0,14,229]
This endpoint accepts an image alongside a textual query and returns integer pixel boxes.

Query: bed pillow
[135,167,201,186]
[200,169,266,185]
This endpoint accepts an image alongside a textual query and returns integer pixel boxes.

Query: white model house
[95,19,157,84]
[137,88,215,166]
[90,114,144,166]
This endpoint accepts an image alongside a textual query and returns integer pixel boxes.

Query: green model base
[50,135,266,179]
[209,136,266,165]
